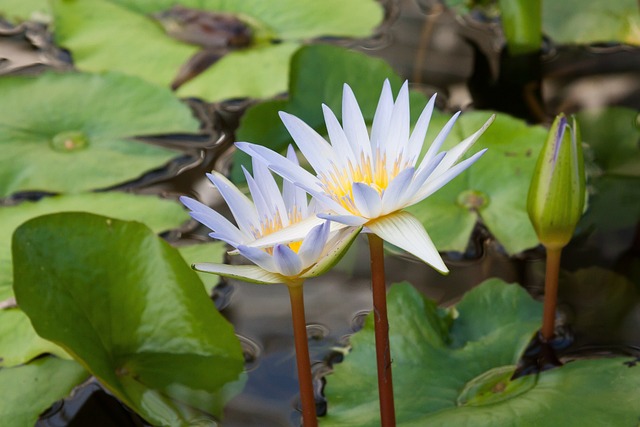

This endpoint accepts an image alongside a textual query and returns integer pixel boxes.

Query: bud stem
[368,233,396,427]
[541,247,562,341]
[287,282,318,427]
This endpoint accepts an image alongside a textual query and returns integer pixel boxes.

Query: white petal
[352,182,383,218]
[409,149,487,205]
[418,111,461,171]
[206,172,258,236]
[246,215,327,248]
[243,166,271,224]
[282,146,309,219]
[322,104,356,167]
[193,263,282,285]
[406,151,446,198]
[380,167,415,214]
[406,93,436,163]
[251,158,287,224]
[342,83,372,160]
[384,81,410,170]
[370,79,394,155]
[317,213,368,226]
[366,211,448,273]
[297,221,330,268]
[235,142,323,193]
[430,114,495,178]
[279,111,335,173]
[301,226,362,278]
[180,196,246,244]
[236,245,276,272]
[273,244,303,276]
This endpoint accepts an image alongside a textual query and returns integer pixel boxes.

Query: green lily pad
[407,111,547,254]
[231,43,428,182]
[51,0,383,102]
[321,280,640,426]
[1,191,189,301]
[13,212,244,426]
[0,357,89,427]
[0,71,200,197]
[542,0,640,46]
[0,0,49,22]
[177,241,227,294]
[0,308,69,367]
[577,107,640,232]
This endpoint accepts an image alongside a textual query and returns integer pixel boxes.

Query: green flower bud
[527,114,586,249]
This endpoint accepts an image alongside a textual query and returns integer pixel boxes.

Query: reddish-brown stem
[367,233,396,427]
[541,247,562,341]
[287,282,318,427]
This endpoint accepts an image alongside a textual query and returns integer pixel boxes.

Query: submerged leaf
[322,280,640,426]
[0,71,199,197]
[12,213,244,426]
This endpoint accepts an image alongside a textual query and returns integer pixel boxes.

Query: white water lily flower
[180,147,361,285]
[236,80,494,273]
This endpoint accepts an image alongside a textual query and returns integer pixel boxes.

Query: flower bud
[527,114,586,249]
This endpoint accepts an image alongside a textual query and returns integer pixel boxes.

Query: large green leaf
[0,191,189,301]
[321,280,640,426]
[0,71,200,197]
[231,44,426,182]
[407,111,547,254]
[577,107,640,232]
[177,241,227,294]
[542,0,640,46]
[0,0,49,22]
[12,212,244,426]
[0,357,89,427]
[52,0,383,101]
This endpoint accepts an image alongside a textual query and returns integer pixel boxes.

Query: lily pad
[407,111,547,254]
[577,107,640,231]
[13,212,244,426]
[1,191,189,301]
[321,280,640,426]
[0,357,89,427]
[177,241,227,294]
[51,0,383,101]
[231,43,430,182]
[0,71,200,197]
[0,0,49,22]
[542,0,640,46]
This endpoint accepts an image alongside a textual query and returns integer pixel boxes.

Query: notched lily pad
[0,357,89,427]
[321,279,640,426]
[12,212,244,426]
[177,241,227,294]
[0,71,200,197]
[52,0,383,101]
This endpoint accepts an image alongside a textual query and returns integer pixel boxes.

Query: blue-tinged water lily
[180,147,361,285]
[237,80,494,273]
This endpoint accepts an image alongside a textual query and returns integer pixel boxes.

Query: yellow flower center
[318,150,411,215]
[252,207,303,253]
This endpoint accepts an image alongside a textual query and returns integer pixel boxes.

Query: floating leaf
[177,241,227,294]
[542,0,640,46]
[0,308,69,367]
[407,112,547,254]
[13,213,244,426]
[1,191,189,301]
[0,0,49,22]
[0,71,200,197]
[0,357,89,427]
[577,107,640,231]
[232,44,428,182]
[51,0,383,101]
[321,280,640,426]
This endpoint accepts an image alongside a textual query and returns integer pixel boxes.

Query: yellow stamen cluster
[251,208,303,253]
[319,149,411,215]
